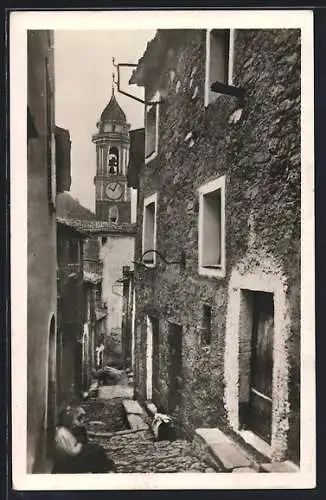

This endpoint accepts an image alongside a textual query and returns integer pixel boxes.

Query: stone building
[127,29,301,465]
[61,219,136,364]
[56,219,86,407]
[27,30,71,472]
[56,193,107,392]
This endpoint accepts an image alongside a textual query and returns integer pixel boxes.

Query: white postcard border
[10,9,315,490]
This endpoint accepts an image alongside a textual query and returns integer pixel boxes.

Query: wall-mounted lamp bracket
[133,249,186,270]
[112,57,164,106]
[210,81,245,107]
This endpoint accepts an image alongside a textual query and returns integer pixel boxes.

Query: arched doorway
[46,315,56,457]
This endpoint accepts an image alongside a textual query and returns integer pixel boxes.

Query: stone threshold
[194,428,258,473]
[195,428,299,473]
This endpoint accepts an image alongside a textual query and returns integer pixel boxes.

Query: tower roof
[100,87,127,124]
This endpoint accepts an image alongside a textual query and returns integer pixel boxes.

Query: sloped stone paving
[83,396,218,473]
[82,397,128,434]
[91,430,216,473]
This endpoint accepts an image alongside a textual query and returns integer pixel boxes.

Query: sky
[54,30,156,212]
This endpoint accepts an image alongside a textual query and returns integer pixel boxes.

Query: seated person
[71,406,88,444]
[52,407,116,474]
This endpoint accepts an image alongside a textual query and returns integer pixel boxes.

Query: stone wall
[133,29,301,464]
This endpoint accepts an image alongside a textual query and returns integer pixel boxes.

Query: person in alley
[52,406,117,474]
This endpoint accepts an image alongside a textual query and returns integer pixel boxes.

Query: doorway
[151,317,160,401]
[167,322,183,413]
[46,315,56,457]
[247,291,274,444]
[146,315,153,400]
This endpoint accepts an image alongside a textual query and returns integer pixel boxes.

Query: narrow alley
[81,380,217,473]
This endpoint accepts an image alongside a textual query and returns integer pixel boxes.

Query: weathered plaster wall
[27,30,57,473]
[100,235,135,355]
[134,29,300,463]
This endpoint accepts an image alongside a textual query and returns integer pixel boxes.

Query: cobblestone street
[82,388,217,473]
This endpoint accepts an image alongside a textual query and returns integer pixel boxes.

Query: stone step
[123,399,145,416]
[232,467,257,473]
[195,428,255,472]
[259,461,299,473]
[127,413,149,431]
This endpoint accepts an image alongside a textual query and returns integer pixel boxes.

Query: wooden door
[168,323,183,413]
[248,292,274,444]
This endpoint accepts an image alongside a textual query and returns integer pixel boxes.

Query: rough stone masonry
[132,29,300,465]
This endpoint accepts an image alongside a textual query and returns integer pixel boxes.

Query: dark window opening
[207,29,230,104]
[145,105,157,158]
[143,201,156,264]
[69,239,79,263]
[109,205,119,224]
[201,304,212,345]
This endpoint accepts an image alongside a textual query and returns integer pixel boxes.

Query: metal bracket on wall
[210,81,246,108]
[133,249,186,270]
[112,276,129,297]
[112,58,163,106]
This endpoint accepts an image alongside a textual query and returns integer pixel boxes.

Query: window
[198,176,226,277]
[69,239,79,263]
[200,304,212,346]
[204,29,234,106]
[108,205,119,224]
[145,91,160,163]
[142,193,157,266]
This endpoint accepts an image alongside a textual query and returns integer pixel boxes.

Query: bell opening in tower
[108,146,119,175]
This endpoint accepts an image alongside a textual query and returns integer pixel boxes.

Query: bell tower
[92,79,131,223]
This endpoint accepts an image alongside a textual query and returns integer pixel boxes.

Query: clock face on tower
[105,182,123,200]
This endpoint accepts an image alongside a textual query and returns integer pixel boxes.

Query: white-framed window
[198,175,226,278]
[204,29,235,107]
[142,193,158,267]
[145,91,160,164]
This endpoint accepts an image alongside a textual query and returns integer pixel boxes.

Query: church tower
[92,83,131,223]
